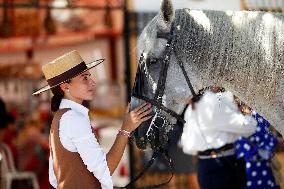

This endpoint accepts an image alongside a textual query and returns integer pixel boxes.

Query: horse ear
[159,0,175,29]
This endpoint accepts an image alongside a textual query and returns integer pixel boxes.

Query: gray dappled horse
[130,0,284,152]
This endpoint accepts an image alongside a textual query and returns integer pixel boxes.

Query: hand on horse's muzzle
[121,102,153,133]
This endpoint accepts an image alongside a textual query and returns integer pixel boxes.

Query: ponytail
[51,86,64,112]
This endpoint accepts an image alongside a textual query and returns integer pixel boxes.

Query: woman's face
[64,71,96,103]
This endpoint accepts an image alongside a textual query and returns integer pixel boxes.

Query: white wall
[133,0,241,12]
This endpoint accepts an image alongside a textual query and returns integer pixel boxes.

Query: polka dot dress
[235,113,280,189]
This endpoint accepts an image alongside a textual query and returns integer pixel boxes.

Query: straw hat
[32,50,104,95]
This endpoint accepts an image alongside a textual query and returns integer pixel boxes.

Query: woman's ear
[60,83,69,93]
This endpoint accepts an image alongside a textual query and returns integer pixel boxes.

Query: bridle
[132,13,199,149]
[123,13,199,189]
[132,14,198,124]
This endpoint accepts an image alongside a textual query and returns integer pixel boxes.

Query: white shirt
[49,99,113,189]
[181,91,257,155]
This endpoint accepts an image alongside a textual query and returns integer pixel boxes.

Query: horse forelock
[137,15,159,57]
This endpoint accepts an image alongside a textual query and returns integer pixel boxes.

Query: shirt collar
[59,99,89,118]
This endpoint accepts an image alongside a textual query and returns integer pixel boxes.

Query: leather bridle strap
[174,48,198,98]
[124,151,173,189]
[136,152,173,189]
[157,32,172,41]
[156,13,198,100]
[117,151,173,189]
[123,152,158,189]
[132,93,185,124]
[154,40,174,103]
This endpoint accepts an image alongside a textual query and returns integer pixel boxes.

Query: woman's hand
[121,102,152,133]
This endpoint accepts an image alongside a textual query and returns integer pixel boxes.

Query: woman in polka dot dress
[235,113,280,189]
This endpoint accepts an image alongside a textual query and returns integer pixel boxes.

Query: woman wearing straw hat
[33,50,152,189]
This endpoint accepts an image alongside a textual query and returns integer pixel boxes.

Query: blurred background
[0,0,284,188]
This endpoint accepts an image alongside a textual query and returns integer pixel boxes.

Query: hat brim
[32,59,104,95]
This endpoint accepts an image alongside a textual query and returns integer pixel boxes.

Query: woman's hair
[51,86,65,112]
[50,80,70,112]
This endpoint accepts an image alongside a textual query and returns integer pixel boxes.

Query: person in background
[16,118,49,188]
[2,113,18,163]
[32,50,152,189]
[234,102,281,189]
[181,86,257,189]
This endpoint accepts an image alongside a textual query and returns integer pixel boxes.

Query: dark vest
[49,108,102,189]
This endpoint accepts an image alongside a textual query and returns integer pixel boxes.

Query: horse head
[130,0,194,151]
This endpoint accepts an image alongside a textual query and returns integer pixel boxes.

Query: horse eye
[146,57,158,65]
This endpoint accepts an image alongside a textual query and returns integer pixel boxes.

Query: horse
[130,0,284,152]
